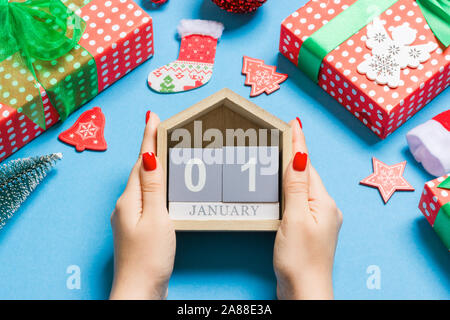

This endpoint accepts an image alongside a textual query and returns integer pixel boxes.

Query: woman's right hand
[274,118,343,300]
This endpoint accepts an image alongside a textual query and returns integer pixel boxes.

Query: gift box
[280,0,449,139]
[419,174,450,251]
[0,0,154,161]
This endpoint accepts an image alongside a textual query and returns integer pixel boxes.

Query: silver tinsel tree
[0,153,62,229]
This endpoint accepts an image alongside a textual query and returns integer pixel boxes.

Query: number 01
[184,157,257,193]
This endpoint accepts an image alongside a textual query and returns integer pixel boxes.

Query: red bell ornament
[58,107,107,152]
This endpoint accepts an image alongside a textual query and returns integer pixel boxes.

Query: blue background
[0,0,449,300]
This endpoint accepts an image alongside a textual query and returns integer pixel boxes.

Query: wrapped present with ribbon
[419,174,450,251]
[0,0,154,161]
[280,0,449,139]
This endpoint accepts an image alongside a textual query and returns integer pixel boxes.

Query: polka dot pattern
[280,0,450,139]
[0,53,47,128]
[0,87,58,162]
[178,35,217,64]
[419,173,450,227]
[37,45,99,120]
[0,0,154,162]
[78,0,154,91]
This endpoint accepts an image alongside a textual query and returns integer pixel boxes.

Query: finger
[140,110,160,156]
[309,165,341,222]
[112,111,163,226]
[123,160,142,195]
[291,117,308,155]
[139,112,167,218]
[309,165,329,200]
[283,118,310,220]
[112,156,142,227]
[140,152,167,218]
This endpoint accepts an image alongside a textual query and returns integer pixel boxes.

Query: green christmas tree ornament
[0,153,62,229]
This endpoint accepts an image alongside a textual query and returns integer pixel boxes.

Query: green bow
[298,0,450,83]
[0,0,84,67]
[0,0,86,129]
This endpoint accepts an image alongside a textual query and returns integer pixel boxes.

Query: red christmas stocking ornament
[148,19,224,93]
[58,107,107,152]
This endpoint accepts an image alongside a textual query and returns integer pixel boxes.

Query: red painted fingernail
[145,110,151,124]
[296,117,303,129]
[142,152,157,171]
[293,152,308,171]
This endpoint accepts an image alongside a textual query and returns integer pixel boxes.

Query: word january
[188,204,260,216]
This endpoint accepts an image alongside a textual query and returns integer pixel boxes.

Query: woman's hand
[274,118,343,300]
[110,111,175,300]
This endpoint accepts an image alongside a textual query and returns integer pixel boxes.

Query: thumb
[140,152,167,216]
[283,118,310,220]
[139,111,167,217]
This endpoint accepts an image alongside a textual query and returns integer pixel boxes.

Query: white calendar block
[169,202,280,220]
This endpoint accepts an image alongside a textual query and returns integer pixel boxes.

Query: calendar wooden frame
[157,88,292,231]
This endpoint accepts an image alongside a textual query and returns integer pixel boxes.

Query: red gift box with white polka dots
[0,0,154,161]
[280,0,449,139]
[419,174,449,227]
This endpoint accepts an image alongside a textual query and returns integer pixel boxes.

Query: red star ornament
[242,56,288,97]
[360,157,414,203]
[58,107,107,152]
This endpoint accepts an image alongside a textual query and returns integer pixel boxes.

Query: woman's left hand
[110,111,176,300]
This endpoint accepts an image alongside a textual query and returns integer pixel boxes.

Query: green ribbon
[434,202,450,250]
[0,0,84,65]
[417,0,450,47]
[435,176,450,249]
[438,176,450,189]
[298,0,450,83]
[0,0,98,129]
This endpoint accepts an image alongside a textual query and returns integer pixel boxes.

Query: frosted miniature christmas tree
[0,153,62,229]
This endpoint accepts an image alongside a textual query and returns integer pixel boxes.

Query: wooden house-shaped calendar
[157,89,292,231]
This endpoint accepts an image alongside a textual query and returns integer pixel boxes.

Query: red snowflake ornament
[360,157,414,203]
[58,107,107,152]
[242,56,288,97]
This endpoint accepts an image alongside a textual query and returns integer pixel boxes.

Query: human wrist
[277,269,333,300]
[110,272,168,300]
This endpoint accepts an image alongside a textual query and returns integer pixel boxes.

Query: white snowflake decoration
[254,70,272,87]
[76,121,98,140]
[357,18,437,88]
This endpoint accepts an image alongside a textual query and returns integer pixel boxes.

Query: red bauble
[212,0,267,13]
